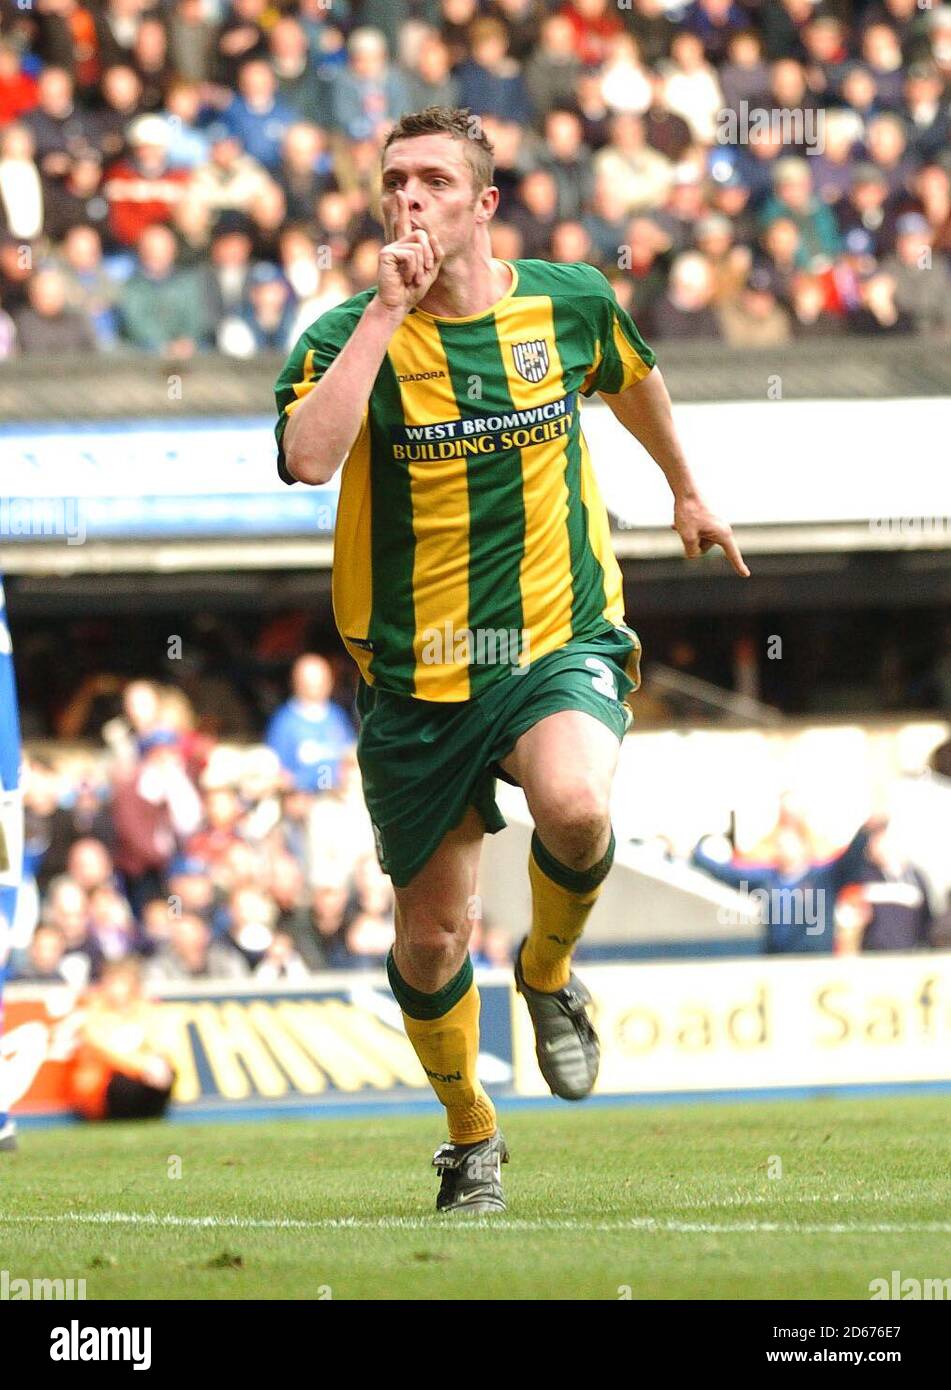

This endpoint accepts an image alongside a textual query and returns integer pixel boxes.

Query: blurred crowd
[690,802,950,954]
[0,0,951,356]
[7,646,948,983]
[9,653,513,988]
[11,656,948,991]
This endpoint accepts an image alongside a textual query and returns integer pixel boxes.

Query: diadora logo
[397,370,447,382]
[424,1067,462,1083]
[512,339,550,383]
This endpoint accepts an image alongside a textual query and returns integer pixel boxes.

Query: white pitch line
[0,1212,949,1236]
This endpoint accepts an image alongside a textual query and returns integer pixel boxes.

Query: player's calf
[520,823,615,994]
[513,825,615,1100]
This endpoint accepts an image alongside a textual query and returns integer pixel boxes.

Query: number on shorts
[585,657,617,699]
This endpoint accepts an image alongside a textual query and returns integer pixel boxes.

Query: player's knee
[535,779,610,866]
[397,909,470,977]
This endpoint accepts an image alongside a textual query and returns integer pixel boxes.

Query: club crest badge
[512,339,550,383]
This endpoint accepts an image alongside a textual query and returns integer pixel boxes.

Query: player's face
[381,134,495,260]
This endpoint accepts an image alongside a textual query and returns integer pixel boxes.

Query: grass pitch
[1,1095,948,1300]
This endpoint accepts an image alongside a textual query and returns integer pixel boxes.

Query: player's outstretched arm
[599,367,750,578]
[283,191,444,485]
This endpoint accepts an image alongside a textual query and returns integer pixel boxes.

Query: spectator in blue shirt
[222,59,295,172]
[759,156,842,265]
[685,0,749,65]
[455,17,533,125]
[298,0,350,70]
[329,27,409,142]
[265,654,355,793]
[162,81,212,169]
[692,815,882,953]
[217,262,298,355]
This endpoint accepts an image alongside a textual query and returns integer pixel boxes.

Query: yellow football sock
[387,951,497,1145]
[521,829,616,993]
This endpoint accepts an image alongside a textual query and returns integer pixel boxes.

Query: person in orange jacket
[70,958,175,1121]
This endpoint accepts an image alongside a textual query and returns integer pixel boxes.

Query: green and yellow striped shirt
[275,259,655,702]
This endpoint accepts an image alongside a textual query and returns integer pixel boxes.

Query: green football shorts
[355,625,642,887]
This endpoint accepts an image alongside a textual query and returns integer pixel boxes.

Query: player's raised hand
[673,494,750,578]
[377,190,444,313]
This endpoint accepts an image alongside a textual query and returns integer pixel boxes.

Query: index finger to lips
[412,228,434,268]
[394,189,411,240]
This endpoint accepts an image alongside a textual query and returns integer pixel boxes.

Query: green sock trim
[531,828,616,895]
[386,950,474,1021]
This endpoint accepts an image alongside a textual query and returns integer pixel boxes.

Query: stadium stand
[0,0,950,355]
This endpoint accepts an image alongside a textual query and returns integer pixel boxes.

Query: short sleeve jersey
[275,259,655,702]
